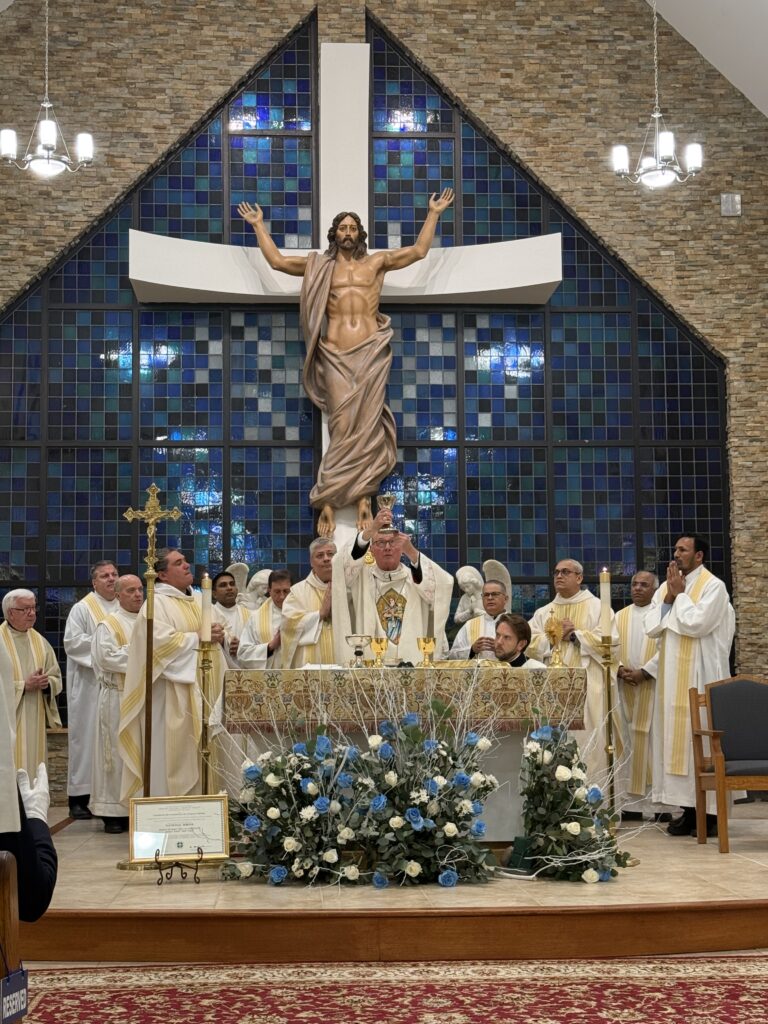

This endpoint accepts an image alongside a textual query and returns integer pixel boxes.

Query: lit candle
[599,566,612,637]
[200,572,212,642]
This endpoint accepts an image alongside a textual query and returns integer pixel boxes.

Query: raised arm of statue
[382,188,455,271]
[237,202,309,277]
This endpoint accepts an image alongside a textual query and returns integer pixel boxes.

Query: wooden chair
[0,851,20,977]
[689,676,768,853]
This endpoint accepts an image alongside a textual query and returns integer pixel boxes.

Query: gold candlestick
[199,639,214,795]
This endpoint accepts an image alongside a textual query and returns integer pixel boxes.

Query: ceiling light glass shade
[0,129,17,159]
[76,132,93,162]
[685,143,703,172]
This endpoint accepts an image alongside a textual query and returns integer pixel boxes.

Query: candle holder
[199,639,214,794]
[600,634,616,815]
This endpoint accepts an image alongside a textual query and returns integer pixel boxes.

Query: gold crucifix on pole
[124,483,182,797]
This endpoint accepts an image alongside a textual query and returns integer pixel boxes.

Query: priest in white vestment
[211,570,252,667]
[238,570,292,669]
[90,574,144,832]
[331,507,454,667]
[280,540,336,669]
[644,534,735,837]
[527,559,620,782]
[63,560,119,818]
[119,549,226,799]
[448,580,508,659]
[0,590,62,780]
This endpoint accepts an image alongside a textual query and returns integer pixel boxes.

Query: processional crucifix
[123,484,181,797]
[129,42,562,548]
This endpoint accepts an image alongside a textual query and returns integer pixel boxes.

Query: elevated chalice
[417,636,436,667]
[376,492,398,534]
[346,634,372,669]
[370,635,388,668]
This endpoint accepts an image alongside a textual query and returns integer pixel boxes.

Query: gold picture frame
[128,793,230,865]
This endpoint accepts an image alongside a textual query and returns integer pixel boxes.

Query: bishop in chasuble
[118,550,226,800]
[331,507,454,667]
[527,559,622,783]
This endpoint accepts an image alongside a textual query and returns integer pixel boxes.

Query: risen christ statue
[237,189,455,537]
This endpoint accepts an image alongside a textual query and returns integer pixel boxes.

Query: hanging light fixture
[1,0,93,178]
[611,0,701,189]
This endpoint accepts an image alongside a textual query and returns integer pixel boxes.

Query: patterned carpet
[26,957,768,1023]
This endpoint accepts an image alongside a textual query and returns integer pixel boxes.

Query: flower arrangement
[520,725,629,883]
[221,702,498,887]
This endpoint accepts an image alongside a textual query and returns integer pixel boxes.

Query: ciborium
[370,635,388,668]
[417,636,436,667]
[345,634,372,669]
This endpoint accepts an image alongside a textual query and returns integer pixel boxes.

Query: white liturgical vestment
[616,603,659,798]
[212,601,251,668]
[448,612,497,660]
[280,574,335,669]
[238,599,283,670]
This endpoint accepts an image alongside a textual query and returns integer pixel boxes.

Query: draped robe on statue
[63,591,118,799]
[448,612,497,660]
[332,538,454,666]
[0,622,61,779]
[238,599,283,670]
[644,566,735,809]
[300,252,397,509]
[212,602,251,668]
[280,574,336,669]
[118,583,224,799]
[90,607,137,818]
[616,604,659,799]
[527,591,620,782]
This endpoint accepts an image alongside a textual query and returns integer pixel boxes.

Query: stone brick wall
[1,0,765,666]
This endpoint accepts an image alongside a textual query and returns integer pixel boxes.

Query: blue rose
[378,742,395,759]
[314,734,333,757]
[425,778,440,796]
[464,731,479,747]
[243,764,262,782]
[423,739,439,753]
[268,865,288,885]
[314,796,330,814]
[530,725,553,742]
[401,713,420,727]
[423,818,436,830]
[372,871,389,889]
[345,745,359,762]
[243,814,261,832]
[438,869,459,887]
[599,869,613,882]
[337,771,354,789]
[470,820,487,837]
[300,777,314,794]
[471,800,483,815]
[453,771,470,789]
[379,719,397,738]
[370,794,388,813]
[405,807,424,831]
[292,742,308,755]
[586,785,603,805]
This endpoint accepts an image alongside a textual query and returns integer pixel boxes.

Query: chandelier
[611,0,701,189]
[1,0,93,177]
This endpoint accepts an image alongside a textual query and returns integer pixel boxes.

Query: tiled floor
[47,803,768,911]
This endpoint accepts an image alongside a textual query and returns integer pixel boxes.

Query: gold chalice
[370,635,388,668]
[345,634,372,669]
[417,636,436,667]
[544,612,564,668]
[376,492,398,534]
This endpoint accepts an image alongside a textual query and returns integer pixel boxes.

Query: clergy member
[615,571,661,813]
[90,574,144,833]
[238,570,292,669]
[280,541,336,669]
[494,613,547,668]
[448,579,508,659]
[644,534,735,839]
[211,570,252,667]
[527,559,620,781]
[118,549,226,799]
[0,590,62,780]
[332,506,454,666]
[63,559,119,819]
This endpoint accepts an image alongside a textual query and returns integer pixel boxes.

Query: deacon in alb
[332,506,454,666]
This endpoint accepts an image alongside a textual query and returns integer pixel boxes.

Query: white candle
[200,573,212,642]
[599,566,612,637]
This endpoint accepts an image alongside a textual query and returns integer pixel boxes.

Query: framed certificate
[128,794,230,864]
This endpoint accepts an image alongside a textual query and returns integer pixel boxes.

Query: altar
[221,665,586,842]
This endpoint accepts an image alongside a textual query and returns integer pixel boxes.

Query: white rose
[582,868,599,884]
[283,837,301,852]
[457,799,474,814]
[384,771,398,786]
[574,787,587,802]
[571,766,586,781]
[266,806,281,820]
[239,786,256,803]
[404,860,422,878]
[476,736,492,752]
[322,848,339,864]
[555,765,573,782]
[368,734,383,750]
[560,821,581,836]
[329,800,341,814]
[305,781,319,796]
[433,775,447,788]
[389,816,404,829]
[337,826,355,844]
[524,740,541,755]
[343,864,360,881]
[265,772,282,788]
[300,805,318,821]
[469,772,485,788]
[443,822,459,837]
[238,861,254,879]
[542,750,553,765]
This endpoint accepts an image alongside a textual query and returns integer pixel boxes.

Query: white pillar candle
[599,567,612,637]
[200,572,212,642]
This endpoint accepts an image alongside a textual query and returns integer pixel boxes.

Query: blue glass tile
[387,312,457,441]
[372,138,455,248]
[371,31,453,133]
[230,135,313,247]
[228,27,312,131]
[49,207,133,304]
[0,448,41,581]
[0,290,43,441]
[464,312,546,441]
[549,212,631,308]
